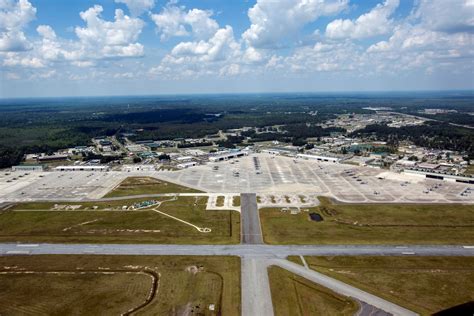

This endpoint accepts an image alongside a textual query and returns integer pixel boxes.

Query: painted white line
[401,252,415,255]
[6,250,30,254]
[16,244,39,247]
[463,246,474,249]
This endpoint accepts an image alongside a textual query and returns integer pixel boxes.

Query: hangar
[209,151,248,162]
[54,166,110,172]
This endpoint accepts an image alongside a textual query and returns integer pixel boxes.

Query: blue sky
[0,0,473,97]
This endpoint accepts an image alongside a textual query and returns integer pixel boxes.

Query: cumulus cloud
[169,26,239,62]
[2,52,44,68]
[242,0,348,48]
[115,0,154,16]
[151,2,219,40]
[1,3,146,72]
[0,0,36,51]
[326,0,399,39]
[75,5,144,57]
[413,0,474,34]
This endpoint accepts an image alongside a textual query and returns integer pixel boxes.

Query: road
[240,193,263,244]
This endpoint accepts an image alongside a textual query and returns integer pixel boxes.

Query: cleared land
[105,176,202,197]
[2,197,240,244]
[268,266,358,316]
[301,256,474,315]
[0,255,240,316]
[260,197,474,244]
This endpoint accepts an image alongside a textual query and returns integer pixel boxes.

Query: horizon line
[1,89,474,100]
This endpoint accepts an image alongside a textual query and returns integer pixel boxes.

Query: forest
[0,92,472,168]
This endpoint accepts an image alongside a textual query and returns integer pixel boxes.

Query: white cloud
[151,3,219,41]
[75,5,144,57]
[326,0,399,39]
[413,0,474,34]
[150,24,243,79]
[219,63,241,76]
[115,0,155,16]
[170,26,239,62]
[1,4,146,72]
[3,52,44,68]
[242,0,348,48]
[0,0,36,51]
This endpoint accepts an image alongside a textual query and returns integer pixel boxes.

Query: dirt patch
[185,265,203,275]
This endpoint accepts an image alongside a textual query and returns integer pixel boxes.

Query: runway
[1,243,473,257]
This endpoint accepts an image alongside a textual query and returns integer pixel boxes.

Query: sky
[0,0,473,98]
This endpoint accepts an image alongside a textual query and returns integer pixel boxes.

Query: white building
[54,166,109,172]
[122,165,156,172]
[177,161,197,169]
[12,165,44,172]
[297,153,341,163]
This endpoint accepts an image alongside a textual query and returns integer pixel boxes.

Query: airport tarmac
[156,154,473,204]
[0,171,127,202]
[0,153,473,204]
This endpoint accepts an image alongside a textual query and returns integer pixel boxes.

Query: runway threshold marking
[6,250,30,254]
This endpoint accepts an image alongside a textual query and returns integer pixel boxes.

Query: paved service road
[240,193,263,244]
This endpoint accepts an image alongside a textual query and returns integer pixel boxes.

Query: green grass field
[302,256,474,315]
[216,196,225,207]
[233,195,241,207]
[268,266,358,316]
[104,176,202,197]
[260,198,474,244]
[0,255,240,316]
[2,197,240,244]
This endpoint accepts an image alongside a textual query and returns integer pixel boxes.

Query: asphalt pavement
[240,193,263,244]
[1,243,473,257]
